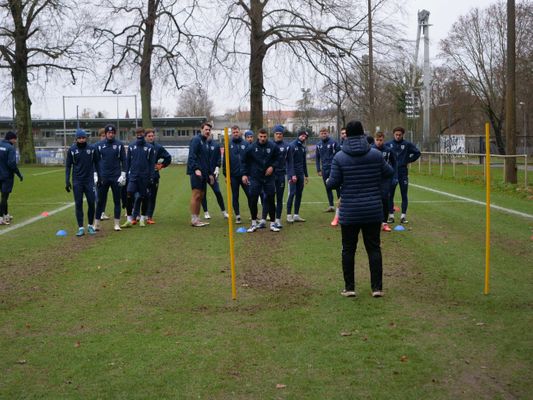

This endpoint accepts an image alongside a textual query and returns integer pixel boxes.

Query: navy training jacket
[65,143,97,184]
[152,141,172,180]
[385,139,420,176]
[95,138,126,180]
[207,139,222,174]
[223,136,248,177]
[0,140,21,181]
[186,134,211,177]
[273,139,289,176]
[286,139,308,178]
[326,135,394,225]
[241,139,280,181]
[126,137,156,180]
[316,136,340,174]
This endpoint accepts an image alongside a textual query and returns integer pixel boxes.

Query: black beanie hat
[104,124,116,133]
[5,131,17,140]
[346,120,365,136]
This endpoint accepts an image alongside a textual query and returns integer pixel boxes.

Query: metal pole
[422,15,430,150]
[134,94,138,128]
[76,105,79,129]
[452,155,456,178]
[116,95,120,137]
[62,96,67,154]
[525,155,528,188]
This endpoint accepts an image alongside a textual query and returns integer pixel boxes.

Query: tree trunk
[140,0,156,128]
[12,69,35,163]
[249,0,266,132]
[11,0,36,163]
[504,0,517,183]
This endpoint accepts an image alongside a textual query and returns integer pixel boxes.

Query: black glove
[17,172,23,182]
[65,183,71,193]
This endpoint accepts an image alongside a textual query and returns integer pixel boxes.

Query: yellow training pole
[223,127,237,300]
[484,122,491,295]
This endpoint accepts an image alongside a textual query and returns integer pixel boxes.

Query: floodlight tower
[412,9,431,150]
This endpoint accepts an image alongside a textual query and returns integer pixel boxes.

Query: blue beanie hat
[75,128,87,138]
[272,124,285,134]
[244,130,254,137]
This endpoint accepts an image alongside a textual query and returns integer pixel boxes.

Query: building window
[163,129,175,137]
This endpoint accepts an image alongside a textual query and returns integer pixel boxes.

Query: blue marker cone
[394,225,405,231]
[236,227,247,233]
[56,229,67,237]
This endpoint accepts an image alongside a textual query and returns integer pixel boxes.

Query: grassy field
[1,164,532,399]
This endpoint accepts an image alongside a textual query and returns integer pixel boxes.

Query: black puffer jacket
[326,135,394,225]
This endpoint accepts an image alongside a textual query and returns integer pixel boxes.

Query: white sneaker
[247,224,258,233]
[0,217,5,225]
[114,224,121,231]
[94,220,101,231]
[293,214,306,222]
[101,213,110,220]
[341,290,356,297]
[270,223,280,232]
[236,215,242,224]
[204,211,211,219]
[287,214,294,223]
[257,219,266,229]
[222,211,229,219]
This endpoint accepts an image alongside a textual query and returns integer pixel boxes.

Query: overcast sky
[0,0,494,120]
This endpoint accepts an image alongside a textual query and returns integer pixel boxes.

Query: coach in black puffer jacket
[326,120,393,298]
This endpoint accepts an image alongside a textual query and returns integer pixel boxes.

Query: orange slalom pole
[484,122,491,295]
[223,127,237,300]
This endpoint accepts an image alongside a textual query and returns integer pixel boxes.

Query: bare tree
[440,2,533,155]
[93,0,206,128]
[175,85,214,119]
[211,0,375,132]
[0,1,87,162]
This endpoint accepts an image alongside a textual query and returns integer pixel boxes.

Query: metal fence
[418,151,530,188]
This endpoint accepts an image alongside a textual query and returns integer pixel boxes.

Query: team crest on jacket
[113,145,117,150]
[241,145,245,149]
[267,148,271,153]
[86,149,91,154]
[401,145,405,150]
[280,147,285,152]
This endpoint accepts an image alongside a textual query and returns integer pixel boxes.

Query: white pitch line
[16,202,72,206]
[32,169,63,176]
[0,202,74,236]
[411,183,533,220]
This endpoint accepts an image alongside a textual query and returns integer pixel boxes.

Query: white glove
[93,172,98,185]
[214,166,220,179]
[117,171,127,186]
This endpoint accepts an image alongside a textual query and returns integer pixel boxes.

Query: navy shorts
[190,174,207,191]
[0,178,14,193]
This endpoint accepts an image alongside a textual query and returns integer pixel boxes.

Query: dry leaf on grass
[400,355,408,362]
[340,332,352,336]
[276,384,287,389]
